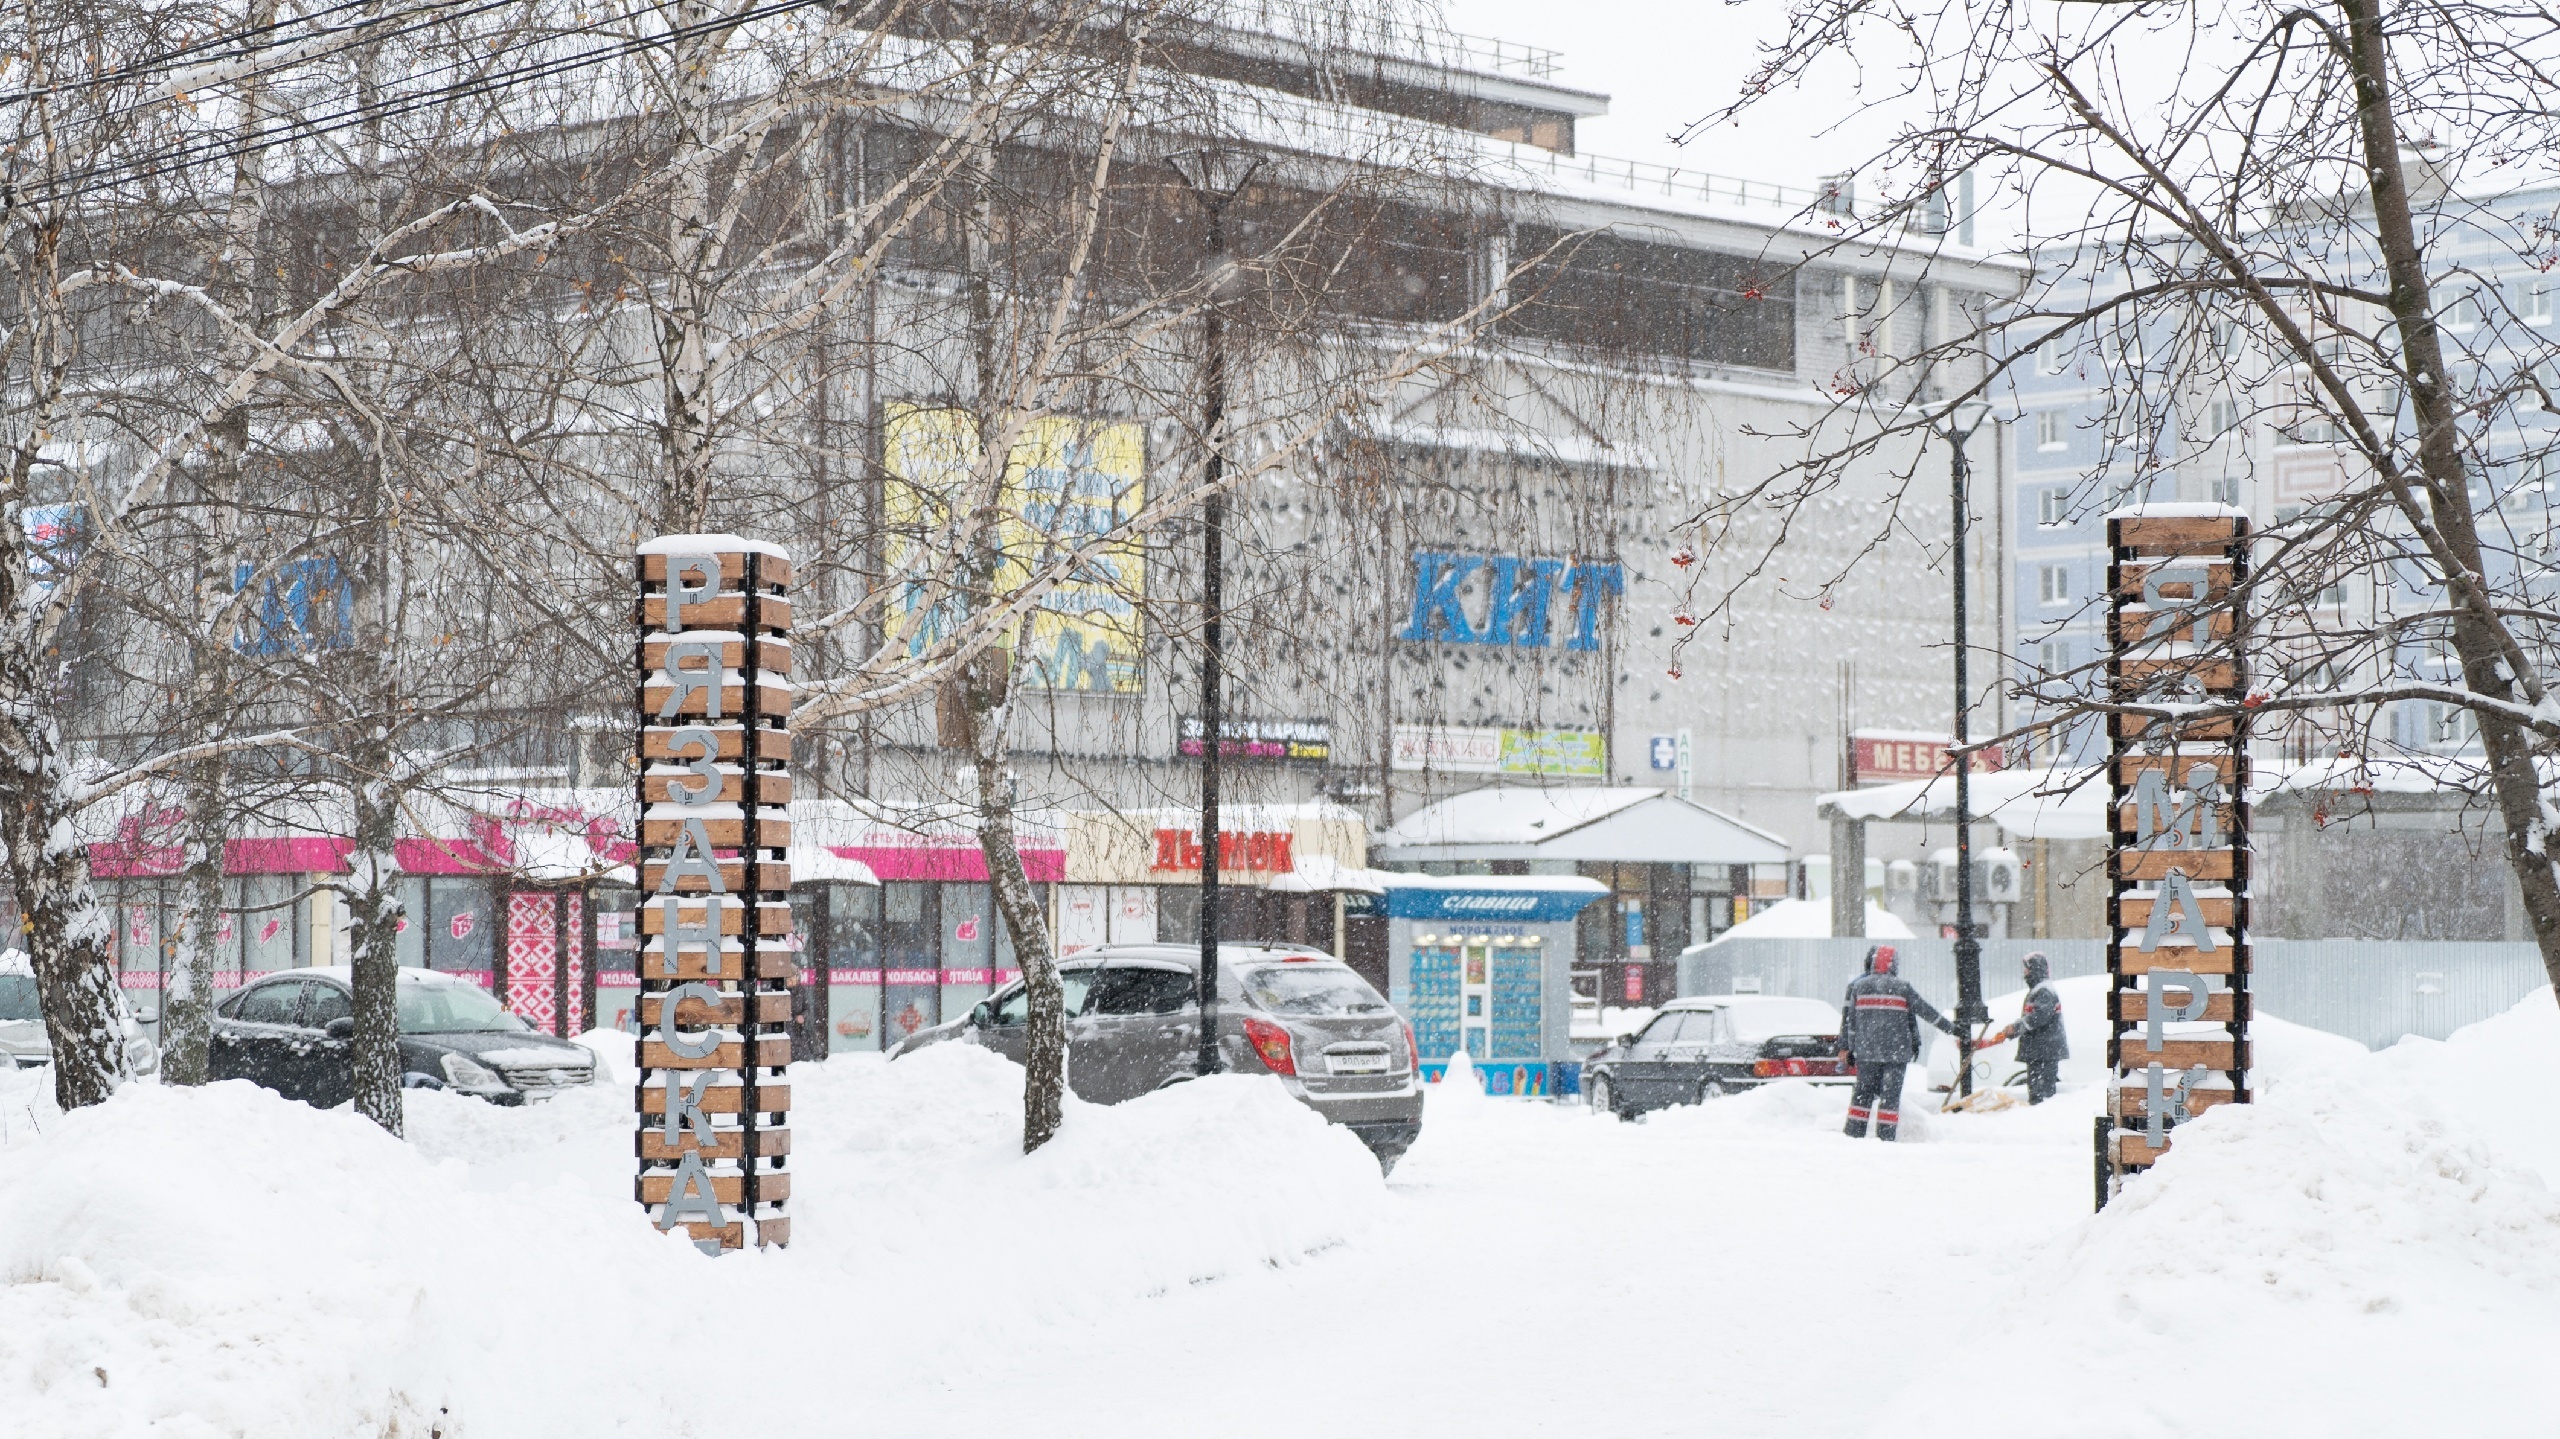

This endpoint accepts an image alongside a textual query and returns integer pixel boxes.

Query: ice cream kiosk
[1381,875,1608,1096]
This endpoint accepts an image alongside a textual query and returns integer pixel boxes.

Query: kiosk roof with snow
[1374,785,1791,866]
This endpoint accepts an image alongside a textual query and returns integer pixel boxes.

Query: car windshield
[1725,999,1841,1044]
[0,974,36,1022]
[1243,965,1389,1016]
[397,980,525,1035]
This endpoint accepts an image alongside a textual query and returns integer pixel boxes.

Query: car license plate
[1327,1051,1390,1075]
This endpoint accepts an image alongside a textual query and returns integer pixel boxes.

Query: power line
[22,0,838,205]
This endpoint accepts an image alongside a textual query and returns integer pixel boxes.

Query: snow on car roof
[1661,994,1840,1039]
[267,966,477,987]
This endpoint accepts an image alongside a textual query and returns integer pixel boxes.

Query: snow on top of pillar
[636,532,791,559]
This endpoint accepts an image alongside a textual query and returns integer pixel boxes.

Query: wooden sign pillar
[634,536,795,1252]
[2099,509,2251,1207]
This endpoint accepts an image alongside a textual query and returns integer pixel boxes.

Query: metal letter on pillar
[634,538,796,1250]
[2099,509,2250,1206]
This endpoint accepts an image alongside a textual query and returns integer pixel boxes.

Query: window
[2035,410,2067,451]
[2317,581,2347,609]
[991,967,1098,1023]
[229,980,306,1026]
[2037,487,2072,527]
[2209,474,2241,506]
[397,979,521,1035]
[1241,964,1387,1016]
[2212,317,2245,362]
[1626,1012,1696,1058]
[303,983,352,1029]
[2530,280,2553,325]
[2037,638,2071,674]
[1089,964,1202,1016]
[2038,564,2073,605]
[2208,397,2240,435]
[2035,337,2068,375]
[2445,293,2478,332]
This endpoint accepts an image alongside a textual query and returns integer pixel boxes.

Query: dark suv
[212,967,596,1107]
[893,944,1424,1170]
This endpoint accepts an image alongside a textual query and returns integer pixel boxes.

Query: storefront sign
[1177,716,1332,765]
[1848,730,2005,785]
[634,537,795,1254]
[1398,552,1623,651]
[1389,723,1606,777]
[1383,886,1606,923]
[1151,828,1296,874]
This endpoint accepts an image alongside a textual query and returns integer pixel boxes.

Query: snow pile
[1887,989,2560,1439]
[0,1042,1383,1438]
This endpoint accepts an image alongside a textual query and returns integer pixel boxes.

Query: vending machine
[1381,875,1608,1096]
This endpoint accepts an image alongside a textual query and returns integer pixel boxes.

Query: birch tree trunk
[164,0,271,1082]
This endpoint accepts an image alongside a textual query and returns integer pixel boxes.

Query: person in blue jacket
[1838,944,1957,1141]
[1986,951,2069,1104]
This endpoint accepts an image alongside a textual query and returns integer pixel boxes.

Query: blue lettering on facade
[1401,551,1620,650]
[1399,553,1483,643]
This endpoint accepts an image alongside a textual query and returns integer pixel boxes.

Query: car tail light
[1242,1017,1296,1076]
[1401,1019,1417,1073]
[1752,1059,1777,1078]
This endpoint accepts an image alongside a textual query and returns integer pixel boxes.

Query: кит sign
[1398,551,1623,651]
[633,535,796,1253]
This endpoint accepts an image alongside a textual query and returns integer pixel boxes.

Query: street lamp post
[1169,148,1260,1077]
[1943,402,1994,1094]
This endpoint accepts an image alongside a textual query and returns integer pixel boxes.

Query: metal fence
[1681,938,2552,1050]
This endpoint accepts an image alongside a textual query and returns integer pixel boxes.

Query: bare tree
[1680,0,2560,992]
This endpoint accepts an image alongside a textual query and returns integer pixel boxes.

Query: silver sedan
[895,943,1424,1171]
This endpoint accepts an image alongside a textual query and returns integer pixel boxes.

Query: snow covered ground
[3,992,2557,1438]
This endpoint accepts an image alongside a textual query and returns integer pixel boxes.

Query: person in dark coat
[1987,951,2069,1104]
[1838,944,1957,1141]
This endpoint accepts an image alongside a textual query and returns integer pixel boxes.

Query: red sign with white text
[1849,732,2005,786]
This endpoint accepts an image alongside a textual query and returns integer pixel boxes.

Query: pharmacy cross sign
[633,535,797,1253]
[2098,509,2253,1208]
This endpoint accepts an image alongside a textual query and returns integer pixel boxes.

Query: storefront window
[395,878,429,968]
[941,881,996,1020]
[238,874,298,975]
[824,883,883,1050]
[882,881,939,1046]
[593,882,639,1031]
[426,877,496,980]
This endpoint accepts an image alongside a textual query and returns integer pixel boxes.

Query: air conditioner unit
[1982,848,2024,904]
[1886,859,1918,895]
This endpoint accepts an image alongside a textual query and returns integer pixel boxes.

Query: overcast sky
[1441,0,1896,195]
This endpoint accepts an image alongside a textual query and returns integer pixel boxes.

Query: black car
[1582,995,1849,1120]
[211,966,596,1107]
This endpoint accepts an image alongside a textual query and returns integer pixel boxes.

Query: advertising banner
[883,405,1146,693]
[1389,723,1606,777]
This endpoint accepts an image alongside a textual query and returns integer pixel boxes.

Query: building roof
[1375,785,1792,865]
[1817,767,2110,842]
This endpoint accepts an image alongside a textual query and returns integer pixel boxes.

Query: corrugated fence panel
[1682,938,2551,1050]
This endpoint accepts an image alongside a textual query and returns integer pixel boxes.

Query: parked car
[1582,995,1847,1120]
[211,966,595,1107]
[893,943,1425,1171]
[0,950,160,1077]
